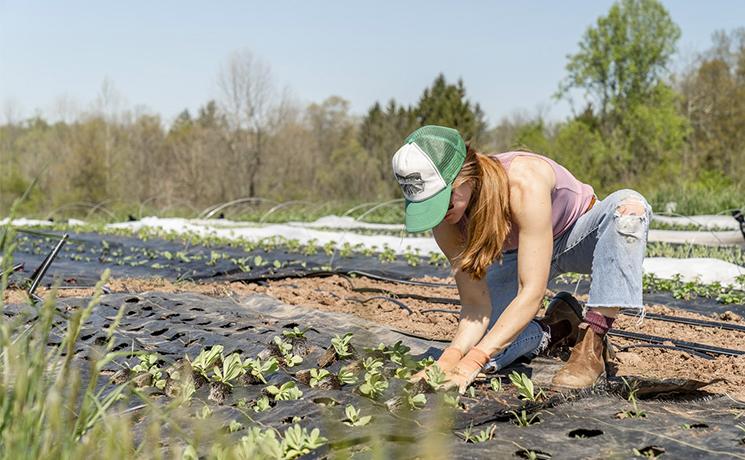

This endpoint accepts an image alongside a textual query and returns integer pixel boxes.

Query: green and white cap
[392,125,467,232]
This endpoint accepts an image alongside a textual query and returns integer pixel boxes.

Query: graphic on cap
[394,172,425,197]
[391,125,467,232]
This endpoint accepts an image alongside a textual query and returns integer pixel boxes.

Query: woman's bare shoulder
[507,155,556,190]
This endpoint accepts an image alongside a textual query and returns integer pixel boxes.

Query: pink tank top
[458,151,595,252]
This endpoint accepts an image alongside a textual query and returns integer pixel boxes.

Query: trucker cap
[391,125,467,232]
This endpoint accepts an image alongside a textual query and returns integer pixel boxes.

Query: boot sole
[551,371,607,392]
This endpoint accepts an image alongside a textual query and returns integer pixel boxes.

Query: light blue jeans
[483,189,652,372]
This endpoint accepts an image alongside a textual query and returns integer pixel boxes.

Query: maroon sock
[584,311,615,335]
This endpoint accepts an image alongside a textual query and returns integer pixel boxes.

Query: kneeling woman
[392,125,652,393]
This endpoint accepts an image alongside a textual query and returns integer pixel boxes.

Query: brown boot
[539,292,585,353]
[550,323,607,390]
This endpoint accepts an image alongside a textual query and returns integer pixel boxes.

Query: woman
[392,125,652,393]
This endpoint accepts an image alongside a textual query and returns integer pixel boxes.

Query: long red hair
[454,144,512,280]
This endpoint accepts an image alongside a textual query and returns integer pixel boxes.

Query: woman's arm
[472,163,554,356]
[432,221,492,355]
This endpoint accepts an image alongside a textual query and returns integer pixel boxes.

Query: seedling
[186,345,224,384]
[337,368,358,385]
[509,371,545,402]
[458,424,496,443]
[209,353,244,404]
[282,327,308,339]
[242,357,279,384]
[253,395,272,413]
[266,381,303,401]
[510,410,541,427]
[358,372,389,400]
[131,353,167,390]
[405,389,427,410]
[330,333,354,358]
[425,364,448,391]
[282,424,328,459]
[361,357,384,374]
[309,369,332,388]
[490,377,503,392]
[227,420,244,433]
[342,404,372,427]
[617,377,646,419]
[273,336,304,367]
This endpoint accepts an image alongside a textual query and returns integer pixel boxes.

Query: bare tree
[217,49,281,198]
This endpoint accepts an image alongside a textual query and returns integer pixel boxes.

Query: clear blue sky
[1,1,743,125]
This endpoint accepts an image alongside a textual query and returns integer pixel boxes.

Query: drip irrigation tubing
[607,329,744,357]
[616,344,714,360]
[233,270,745,335]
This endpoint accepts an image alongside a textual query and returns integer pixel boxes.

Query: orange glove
[445,347,491,394]
[436,347,464,372]
[410,346,463,383]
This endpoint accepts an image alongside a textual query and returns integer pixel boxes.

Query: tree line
[1,0,743,217]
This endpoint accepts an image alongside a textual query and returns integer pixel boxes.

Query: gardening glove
[409,346,462,383]
[443,347,491,394]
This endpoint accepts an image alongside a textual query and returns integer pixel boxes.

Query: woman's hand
[442,347,492,394]
[409,347,462,383]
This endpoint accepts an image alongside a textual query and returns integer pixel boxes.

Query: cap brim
[404,184,452,233]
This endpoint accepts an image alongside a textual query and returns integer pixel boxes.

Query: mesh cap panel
[405,126,466,183]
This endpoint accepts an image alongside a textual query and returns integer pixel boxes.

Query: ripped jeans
[483,189,653,372]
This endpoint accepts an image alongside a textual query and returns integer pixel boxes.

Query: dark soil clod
[208,381,230,405]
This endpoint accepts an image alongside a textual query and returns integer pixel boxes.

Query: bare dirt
[6,273,745,400]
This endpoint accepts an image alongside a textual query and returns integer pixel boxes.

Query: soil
[5,273,745,400]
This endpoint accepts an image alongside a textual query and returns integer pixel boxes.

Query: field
[2,217,745,459]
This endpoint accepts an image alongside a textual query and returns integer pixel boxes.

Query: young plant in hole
[309,369,331,388]
[458,424,496,443]
[323,241,335,256]
[509,371,545,402]
[252,395,272,413]
[337,367,358,386]
[342,404,372,427]
[330,333,354,358]
[361,357,384,374]
[425,364,448,391]
[274,336,303,367]
[282,327,308,340]
[242,357,279,384]
[617,377,646,419]
[208,353,244,404]
[509,409,541,427]
[131,353,167,390]
[265,381,303,401]
[490,377,503,392]
[358,372,389,400]
[405,389,427,410]
[186,345,224,387]
[282,424,328,459]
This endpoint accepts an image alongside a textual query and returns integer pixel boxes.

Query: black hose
[608,329,744,357]
[616,344,714,360]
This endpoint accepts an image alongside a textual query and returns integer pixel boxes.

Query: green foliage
[212,353,244,385]
[415,74,487,142]
[337,367,358,385]
[243,357,279,384]
[330,333,354,358]
[187,345,223,376]
[358,372,389,400]
[425,364,448,391]
[309,368,332,388]
[342,404,372,427]
[509,371,545,402]
[265,381,303,401]
[458,424,497,443]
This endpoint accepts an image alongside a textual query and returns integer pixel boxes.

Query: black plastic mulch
[4,291,744,458]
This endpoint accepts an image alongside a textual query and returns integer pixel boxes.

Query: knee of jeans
[612,191,651,242]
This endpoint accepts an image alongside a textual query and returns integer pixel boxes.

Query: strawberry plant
[509,371,544,401]
[309,369,331,388]
[425,364,447,391]
[337,367,358,385]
